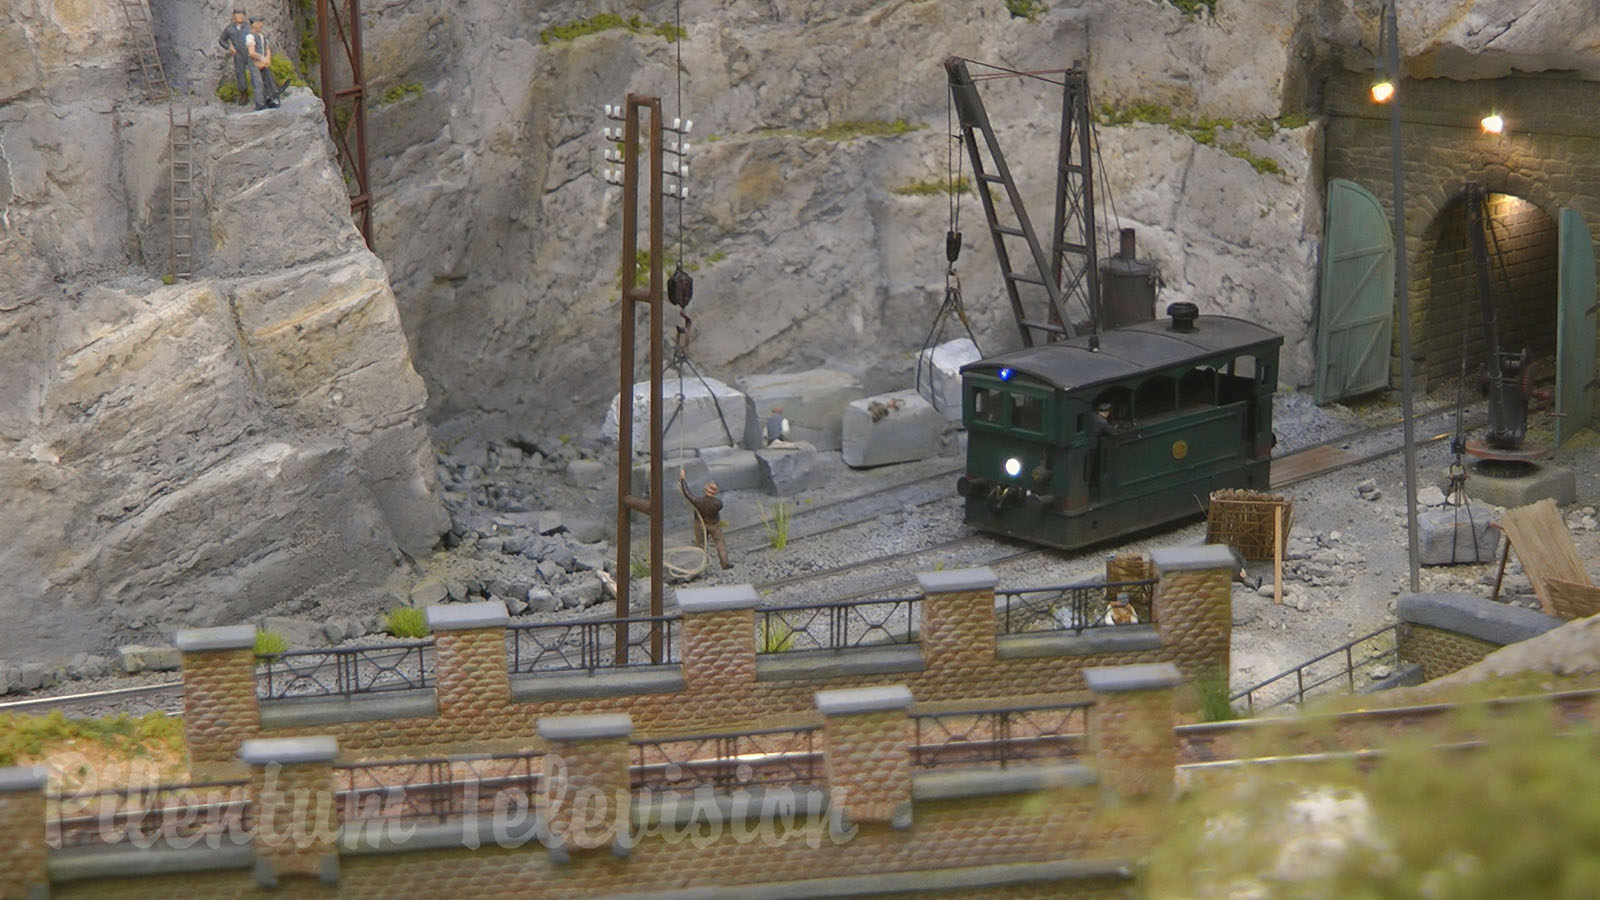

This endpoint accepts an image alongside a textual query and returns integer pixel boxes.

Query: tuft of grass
[379,81,423,105]
[270,55,308,89]
[892,176,971,197]
[1278,112,1310,130]
[160,274,177,285]
[254,630,290,656]
[0,711,185,767]
[758,500,792,550]
[1097,101,1287,176]
[1196,666,1237,721]
[757,617,796,653]
[1004,0,1048,21]
[540,13,684,45]
[1236,149,1283,175]
[802,118,919,142]
[1167,0,1218,16]
[384,607,430,639]
[629,554,650,579]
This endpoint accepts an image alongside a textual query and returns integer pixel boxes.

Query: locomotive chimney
[1166,301,1199,333]
[1117,227,1136,260]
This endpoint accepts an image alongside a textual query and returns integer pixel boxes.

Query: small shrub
[1004,0,1047,21]
[802,118,919,142]
[629,554,650,579]
[0,711,184,767]
[758,617,796,653]
[254,630,289,656]
[758,500,791,550]
[1167,0,1217,16]
[1196,666,1236,722]
[540,13,683,45]
[379,81,423,105]
[892,176,972,197]
[385,607,430,639]
[269,55,308,89]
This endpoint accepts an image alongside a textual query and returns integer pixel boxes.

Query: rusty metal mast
[315,0,373,248]
[612,95,667,663]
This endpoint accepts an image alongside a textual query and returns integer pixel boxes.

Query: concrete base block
[603,376,745,455]
[1418,508,1501,566]
[756,441,821,495]
[737,369,863,451]
[842,390,942,468]
[1466,463,1576,509]
[916,338,981,421]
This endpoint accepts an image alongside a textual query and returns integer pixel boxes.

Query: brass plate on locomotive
[1172,440,1189,460]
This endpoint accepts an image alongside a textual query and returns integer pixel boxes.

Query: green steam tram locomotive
[956,306,1282,550]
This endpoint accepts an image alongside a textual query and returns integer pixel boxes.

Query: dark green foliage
[1004,0,1048,21]
[0,711,185,767]
[540,13,685,45]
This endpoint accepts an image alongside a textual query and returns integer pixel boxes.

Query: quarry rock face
[1,9,447,660]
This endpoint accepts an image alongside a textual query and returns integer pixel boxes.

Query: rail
[756,596,920,653]
[506,615,678,674]
[1229,624,1400,714]
[997,579,1157,635]
[49,780,252,848]
[630,726,823,792]
[255,641,433,701]
[911,701,1092,770]
[334,752,543,825]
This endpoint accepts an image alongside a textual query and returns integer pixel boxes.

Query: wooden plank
[1497,498,1591,615]
[1273,505,1284,606]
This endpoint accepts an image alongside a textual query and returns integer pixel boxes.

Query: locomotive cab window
[972,387,1004,424]
[1012,393,1044,432]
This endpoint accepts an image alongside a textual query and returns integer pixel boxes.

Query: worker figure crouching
[679,468,731,570]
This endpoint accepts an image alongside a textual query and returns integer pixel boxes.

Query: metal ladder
[117,0,170,100]
[168,104,195,279]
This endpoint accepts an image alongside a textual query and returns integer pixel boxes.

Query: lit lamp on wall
[1481,111,1506,134]
[1370,77,1395,104]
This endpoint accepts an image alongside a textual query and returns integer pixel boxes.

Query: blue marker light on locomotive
[998,367,1014,381]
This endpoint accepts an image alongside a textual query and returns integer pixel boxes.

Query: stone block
[915,337,981,421]
[563,458,607,487]
[702,448,762,492]
[1418,509,1501,566]
[631,456,708,498]
[756,441,821,495]
[841,390,942,468]
[1397,592,1562,645]
[1466,463,1576,509]
[603,376,746,454]
[257,616,321,649]
[425,601,509,632]
[736,369,864,451]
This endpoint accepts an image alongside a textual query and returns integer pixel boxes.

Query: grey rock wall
[1,1,447,660]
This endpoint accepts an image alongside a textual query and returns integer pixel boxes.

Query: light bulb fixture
[1481,112,1505,134]
[1003,458,1022,478]
[1370,79,1395,104]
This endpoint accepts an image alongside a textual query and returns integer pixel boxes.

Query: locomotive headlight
[1003,457,1022,478]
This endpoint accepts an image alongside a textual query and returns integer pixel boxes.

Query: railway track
[4,401,1485,717]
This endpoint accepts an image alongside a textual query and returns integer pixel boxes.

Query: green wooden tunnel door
[1557,208,1597,446]
[1316,179,1395,404]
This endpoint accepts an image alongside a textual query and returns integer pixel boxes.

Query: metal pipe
[1386,0,1422,593]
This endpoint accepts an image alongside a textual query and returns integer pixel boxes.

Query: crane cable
[915,90,982,415]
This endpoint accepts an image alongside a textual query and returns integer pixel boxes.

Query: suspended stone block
[604,376,746,455]
[1418,509,1501,566]
[916,338,981,421]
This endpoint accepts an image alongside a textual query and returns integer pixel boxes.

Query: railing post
[537,714,633,861]
[1149,546,1236,686]
[815,685,915,830]
[1084,664,1180,802]
[0,766,48,900]
[678,585,759,690]
[176,625,262,780]
[917,568,997,699]
[426,602,512,732]
[240,737,340,888]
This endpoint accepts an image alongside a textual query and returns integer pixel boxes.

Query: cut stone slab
[1465,463,1576,509]
[736,369,864,451]
[1419,509,1501,566]
[916,338,981,421]
[842,390,942,469]
[703,448,762,492]
[757,441,821,495]
[603,376,745,454]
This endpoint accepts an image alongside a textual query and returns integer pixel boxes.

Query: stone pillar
[537,714,632,860]
[176,624,261,779]
[816,685,915,829]
[1149,545,1235,682]
[917,567,997,696]
[677,584,758,690]
[426,602,512,722]
[240,736,340,888]
[1084,664,1179,802]
[0,766,49,900]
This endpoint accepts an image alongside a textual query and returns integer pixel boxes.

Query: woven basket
[1205,489,1292,561]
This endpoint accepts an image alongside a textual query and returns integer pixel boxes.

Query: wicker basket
[1205,489,1292,561]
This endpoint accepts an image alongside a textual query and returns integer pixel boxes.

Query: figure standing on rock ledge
[245,17,280,111]
[218,9,250,106]
[680,468,731,571]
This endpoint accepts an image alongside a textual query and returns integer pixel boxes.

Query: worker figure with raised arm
[218,9,250,106]
[679,468,731,571]
[245,17,280,111]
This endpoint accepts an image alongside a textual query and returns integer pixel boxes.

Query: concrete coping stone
[425,601,510,632]
[0,765,48,793]
[1082,663,1182,693]
[173,625,258,652]
[1397,592,1562,645]
[675,584,760,614]
[605,859,1134,900]
[49,844,256,883]
[916,567,998,595]
[1150,544,1238,573]
[238,736,339,766]
[912,763,1099,802]
[814,684,914,716]
[537,713,633,741]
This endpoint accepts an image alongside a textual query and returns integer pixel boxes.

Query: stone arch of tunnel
[1415,191,1558,389]
[1320,69,1600,393]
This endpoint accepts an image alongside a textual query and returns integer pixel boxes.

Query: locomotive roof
[962,314,1283,393]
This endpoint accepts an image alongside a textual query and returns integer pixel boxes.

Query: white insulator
[679,186,689,199]
[681,142,691,155]
[672,117,681,130]
[684,119,693,133]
